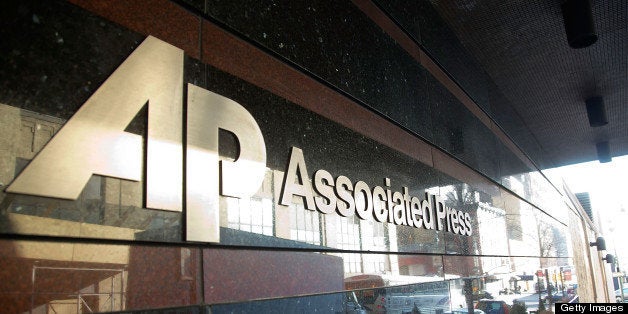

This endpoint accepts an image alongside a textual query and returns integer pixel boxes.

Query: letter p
[186,84,266,243]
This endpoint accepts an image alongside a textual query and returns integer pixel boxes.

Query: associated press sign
[280,148,472,236]
[7,36,472,243]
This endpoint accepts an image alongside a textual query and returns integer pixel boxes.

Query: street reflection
[0,106,578,313]
[0,240,132,313]
[0,237,579,313]
[442,262,578,314]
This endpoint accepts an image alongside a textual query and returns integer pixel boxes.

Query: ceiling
[430,0,627,168]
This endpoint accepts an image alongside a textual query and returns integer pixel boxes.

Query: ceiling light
[589,236,606,251]
[596,142,611,163]
[603,254,615,264]
[586,96,608,127]
[561,0,598,49]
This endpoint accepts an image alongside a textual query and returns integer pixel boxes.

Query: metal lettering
[464,212,473,235]
[186,84,266,243]
[410,196,422,227]
[313,169,336,214]
[335,175,354,217]
[403,187,413,227]
[7,36,183,212]
[353,181,372,220]
[280,147,473,236]
[457,210,465,235]
[448,207,460,234]
[6,31,474,240]
[279,147,315,209]
[421,193,435,230]
[385,178,394,223]
[392,191,405,226]
[435,195,447,231]
[372,186,388,222]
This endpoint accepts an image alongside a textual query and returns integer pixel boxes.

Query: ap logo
[7,36,267,243]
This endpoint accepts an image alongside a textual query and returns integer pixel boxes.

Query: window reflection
[502,171,569,223]
[537,216,570,261]
[334,215,362,274]
[289,203,322,245]
[477,203,508,256]
[361,221,387,274]
[226,196,273,237]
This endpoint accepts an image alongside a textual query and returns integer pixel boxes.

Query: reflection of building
[0,238,129,312]
[0,102,603,309]
[0,106,401,287]
[0,238,346,312]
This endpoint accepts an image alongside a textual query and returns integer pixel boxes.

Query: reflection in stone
[353,280,450,313]
[537,216,570,262]
[0,238,578,312]
[0,102,444,255]
[0,239,205,312]
[209,283,452,313]
[223,169,275,238]
[203,249,343,304]
[442,256,580,313]
[0,240,129,312]
[501,192,542,257]
[0,100,574,286]
[476,203,508,256]
[440,183,483,255]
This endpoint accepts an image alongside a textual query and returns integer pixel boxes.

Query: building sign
[6,36,472,243]
[280,147,472,236]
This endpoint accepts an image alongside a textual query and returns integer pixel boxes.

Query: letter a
[7,36,183,211]
[279,147,315,209]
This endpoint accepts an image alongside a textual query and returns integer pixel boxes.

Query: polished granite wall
[0,0,588,312]
[0,239,577,312]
